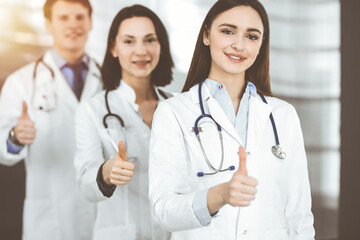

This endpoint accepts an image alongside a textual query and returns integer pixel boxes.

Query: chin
[64,44,86,52]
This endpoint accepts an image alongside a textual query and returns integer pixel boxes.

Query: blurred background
[0,0,359,239]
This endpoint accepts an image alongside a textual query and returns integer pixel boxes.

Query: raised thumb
[20,101,29,118]
[238,146,248,176]
[117,140,127,161]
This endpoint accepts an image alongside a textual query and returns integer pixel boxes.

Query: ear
[110,43,118,58]
[45,18,52,34]
[203,27,210,46]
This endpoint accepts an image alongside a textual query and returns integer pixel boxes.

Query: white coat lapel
[245,95,271,184]
[189,84,242,145]
[207,97,242,145]
[246,95,272,154]
[43,52,79,111]
[80,59,102,102]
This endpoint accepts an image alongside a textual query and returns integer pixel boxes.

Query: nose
[68,16,81,29]
[231,37,245,51]
[134,42,147,55]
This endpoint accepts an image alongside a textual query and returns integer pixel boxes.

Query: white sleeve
[0,74,29,165]
[149,101,203,232]
[285,106,315,239]
[74,100,109,202]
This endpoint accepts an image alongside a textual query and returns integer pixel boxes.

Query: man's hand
[13,101,36,145]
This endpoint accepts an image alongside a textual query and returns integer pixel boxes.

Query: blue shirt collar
[204,78,257,98]
[50,48,89,69]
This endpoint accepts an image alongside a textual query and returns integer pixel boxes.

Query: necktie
[68,63,85,100]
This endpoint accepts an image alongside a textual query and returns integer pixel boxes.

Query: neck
[54,46,85,64]
[208,71,246,102]
[208,71,247,115]
[122,76,156,103]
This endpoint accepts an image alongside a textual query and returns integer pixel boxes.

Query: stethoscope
[32,55,101,112]
[103,89,127,152]
[195,79,286,177]
[32,56,57,112]
[102,86,169,152]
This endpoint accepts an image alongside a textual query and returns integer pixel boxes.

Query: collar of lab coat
[113,80,166,113]
[189,82,272,150]
[41,50,101,112]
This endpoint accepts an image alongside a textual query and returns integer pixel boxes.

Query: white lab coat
[0,50,101,240]
[74,81,171,240]
[149,83,315,240]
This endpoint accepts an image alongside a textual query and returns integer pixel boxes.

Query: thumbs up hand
[223,146,258,207]
[207,146,258,215]
[102,141,135,186]
[13,101,36,145]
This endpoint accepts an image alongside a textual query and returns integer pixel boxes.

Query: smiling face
[45,0,92,56]
[204,6,264,81]
[111,16,161,82]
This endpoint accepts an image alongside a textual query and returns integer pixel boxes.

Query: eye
[59,15,68,21]
[124,39,133,45]
[76,15,85,21]
[221,29,234,35]
[147,38,157,43]
[247,34,259,41]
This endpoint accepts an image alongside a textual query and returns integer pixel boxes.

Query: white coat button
[246,151,251,156]
[243,230,247,235]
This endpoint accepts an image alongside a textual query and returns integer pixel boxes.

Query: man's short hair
[43,0,92,20]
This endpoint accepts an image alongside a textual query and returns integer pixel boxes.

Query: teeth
[229,55,241,60]
[134,61,149,64]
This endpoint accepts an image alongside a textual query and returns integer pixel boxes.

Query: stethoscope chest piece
[272,144,286,159]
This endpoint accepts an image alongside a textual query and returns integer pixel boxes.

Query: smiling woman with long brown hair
[149,0,315,239]
[74,4,173,240]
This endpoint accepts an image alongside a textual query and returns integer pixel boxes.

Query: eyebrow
[121,33,157,39]
[218,23,262,35]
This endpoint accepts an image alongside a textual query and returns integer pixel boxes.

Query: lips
[225,53,246,62]
[65,29,83,39]
[132,60,151,65]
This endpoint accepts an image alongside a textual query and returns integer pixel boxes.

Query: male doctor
[0,0,101,239]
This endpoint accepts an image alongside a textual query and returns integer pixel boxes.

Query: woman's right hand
[207,146,258,215]
[102,141,135,185]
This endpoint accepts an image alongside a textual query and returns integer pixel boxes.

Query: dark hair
[182,0,271,96]
[43,0,92,20]
[101,4,174,91]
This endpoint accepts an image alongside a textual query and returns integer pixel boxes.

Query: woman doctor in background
[149,0,315,239]
[74,5,173,240]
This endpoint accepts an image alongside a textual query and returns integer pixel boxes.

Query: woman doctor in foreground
[74,4,173,240]
[149,0,315,239]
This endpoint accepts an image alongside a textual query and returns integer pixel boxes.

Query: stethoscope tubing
[195,79,286,177]
[259,94,280,146]
[195,80,234,177]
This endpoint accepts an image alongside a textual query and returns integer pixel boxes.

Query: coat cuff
[192,188,217,226]
[7,137,24,154]
[96,163,116,198]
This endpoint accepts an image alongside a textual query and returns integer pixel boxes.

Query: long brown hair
[182,0,271,96]
[101,5,174,91]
